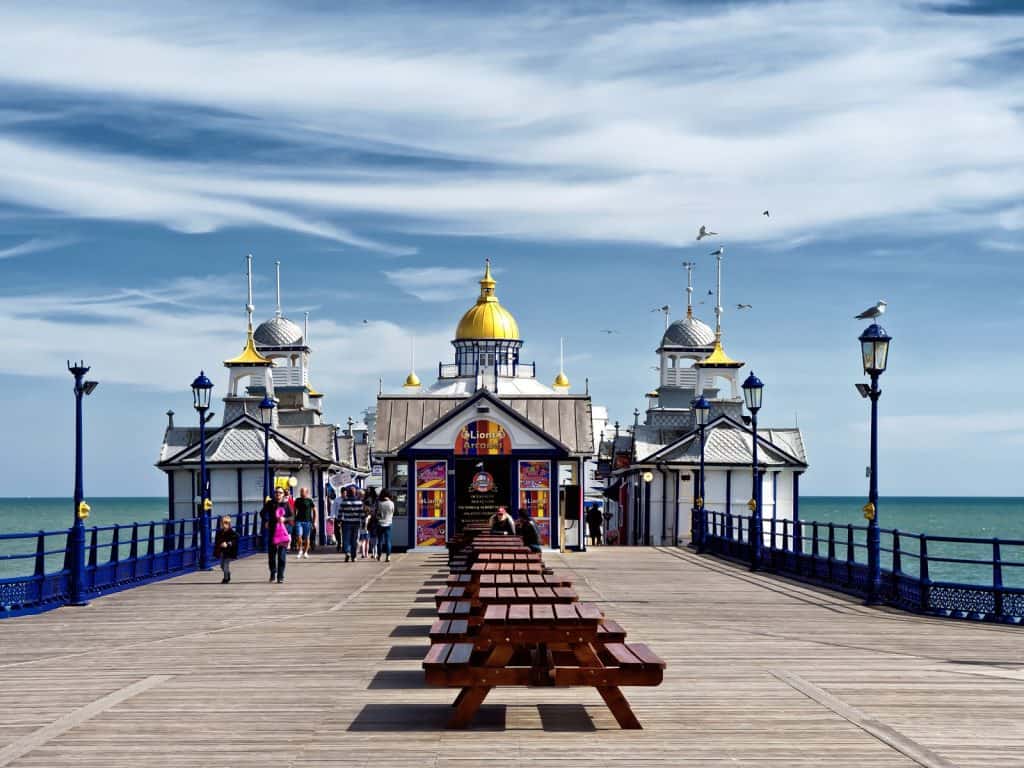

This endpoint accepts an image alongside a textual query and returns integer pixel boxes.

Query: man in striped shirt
[335,487,364,563]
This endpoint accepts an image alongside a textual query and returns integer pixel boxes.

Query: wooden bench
[423,602,665,729]
[476,586,577,604]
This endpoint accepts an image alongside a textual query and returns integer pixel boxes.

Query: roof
[630,415,808,468]
[223,329,272,367]
[254,316,304,347]
[694,338,744,369]
[158,414,347,468]
[661,315,715,348]
[374,390,594,455]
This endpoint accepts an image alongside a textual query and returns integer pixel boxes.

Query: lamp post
[742,372,764,570]
[859,323,891,604]
[68,361,98,606]
[692,395,710,552]
[259,395,276,503]
[191,371,214,570]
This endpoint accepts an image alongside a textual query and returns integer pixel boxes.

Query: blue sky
[0,0,1022,497]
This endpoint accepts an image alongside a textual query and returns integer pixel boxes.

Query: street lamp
[742,372,764,570]
[259,395,276,503]
[68,361,98,606]
[858,323,892,604]
[692,395,710,552]
[191,371,214,570]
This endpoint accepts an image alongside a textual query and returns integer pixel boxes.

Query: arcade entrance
[454,456,511,532]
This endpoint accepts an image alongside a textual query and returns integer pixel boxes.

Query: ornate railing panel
[1,510,261,618]
[698,510,1024,625]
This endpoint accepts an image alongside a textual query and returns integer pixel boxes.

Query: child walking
[213,515,239,584]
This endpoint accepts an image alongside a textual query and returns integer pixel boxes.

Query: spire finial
[683,261,695,319]
[553,336,570,389]
[245,254,255,331]
[714,249,723,337]
[274,260,282,318]
[478,258,497,301]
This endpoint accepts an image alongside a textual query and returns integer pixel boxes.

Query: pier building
[157,257,367,527]
[610,259,807,545]
[373,261,595,551]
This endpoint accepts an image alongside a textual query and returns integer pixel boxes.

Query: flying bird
[709,247,724,256]
[696,225,718,241]
[599,329,619,335]
[762,210,770,217]
[707,290,713,296]
[650,305,669,313]
[362,319,369,324]
[736,303,752,310]
[855,300,887,320]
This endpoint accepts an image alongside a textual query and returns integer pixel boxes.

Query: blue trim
[726,469,732,517]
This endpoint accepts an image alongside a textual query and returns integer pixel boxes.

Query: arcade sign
[454,419,511,455]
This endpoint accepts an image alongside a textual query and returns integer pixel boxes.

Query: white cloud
[383,266,481,301]
[0,2,1020,247]
[0,277,452,409]
[0,236,76,259]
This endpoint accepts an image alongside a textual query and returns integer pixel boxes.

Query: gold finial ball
[553,371,570,388]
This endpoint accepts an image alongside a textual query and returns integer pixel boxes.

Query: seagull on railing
[696,225,718,241]
[709,247,724,256]
[855,300,887,320]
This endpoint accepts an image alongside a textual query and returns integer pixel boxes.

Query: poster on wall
[415,460,447,489]
[455,457,509,532]
[416,517,446,546]
[518,460,551,547]
[455,420,512,455]
[415,460,448,546]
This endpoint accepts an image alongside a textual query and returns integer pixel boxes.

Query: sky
[0,0,1022,498]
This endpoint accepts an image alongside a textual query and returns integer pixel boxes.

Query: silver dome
[661,316,715,348]
[254,316,304,347]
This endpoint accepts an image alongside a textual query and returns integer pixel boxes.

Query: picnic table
[474,552,542,563]
[423,602,665,729]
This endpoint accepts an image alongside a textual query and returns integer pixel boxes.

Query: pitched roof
[633,415,808,468]
[374,390,594,455]
[158,414,346,468]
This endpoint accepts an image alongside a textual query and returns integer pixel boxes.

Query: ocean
[1,496,1022,585]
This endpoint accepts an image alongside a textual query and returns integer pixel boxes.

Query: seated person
[489,506,516,536]
[517,509,542,553]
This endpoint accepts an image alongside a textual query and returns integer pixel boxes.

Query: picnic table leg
[447,686,492,728]
[596,686,642,730]
[570,643,643,730]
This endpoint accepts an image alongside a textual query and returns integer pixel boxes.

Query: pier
[1,547,1021,767]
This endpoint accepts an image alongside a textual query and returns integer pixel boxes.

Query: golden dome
[403,371,422,388]
[553,371,570,388]
[455,260,520,340]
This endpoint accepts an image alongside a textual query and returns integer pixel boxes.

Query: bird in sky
[650,305,669,313]
[709,247,724,256]
[362,319,369,324]
[696,225,718,240]
[600,329,619,335]
[762,210,770,217]
[737,303,752,310]
[707,290,713,296]
[855,300,887,320]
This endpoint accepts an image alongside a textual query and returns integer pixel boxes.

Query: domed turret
[661,314,715,349]
[254,316,304,347]
[455,260,520,340]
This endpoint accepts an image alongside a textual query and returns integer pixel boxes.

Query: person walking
[376,490,394,562]
[213,515,239,583]
[363,488,379,559]
[261,487,292,583]
[517,509,543,554]
[586,504,603,547]
[293,487,316,559]
[338,487,363,563]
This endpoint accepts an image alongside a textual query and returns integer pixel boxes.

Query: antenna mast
[274,260,282,318]
[245,254,255,331]
[683,261,696,318]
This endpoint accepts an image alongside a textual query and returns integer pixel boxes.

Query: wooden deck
[0,546,1021,767]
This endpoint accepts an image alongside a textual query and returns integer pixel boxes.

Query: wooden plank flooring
[0,546,1021,767]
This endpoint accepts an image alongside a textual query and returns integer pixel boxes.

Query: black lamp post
[68,361,98,606]
[692,395,710,552]
[858,323,891,604]
[259,395,276,503]
[742,372,764,570]
[191,371,214,570]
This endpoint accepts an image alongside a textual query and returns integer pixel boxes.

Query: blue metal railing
[0,510,262,618]
[698,510,1024,624]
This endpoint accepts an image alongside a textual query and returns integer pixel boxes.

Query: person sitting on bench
[517,508,543,553]
[489,506,516,536]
